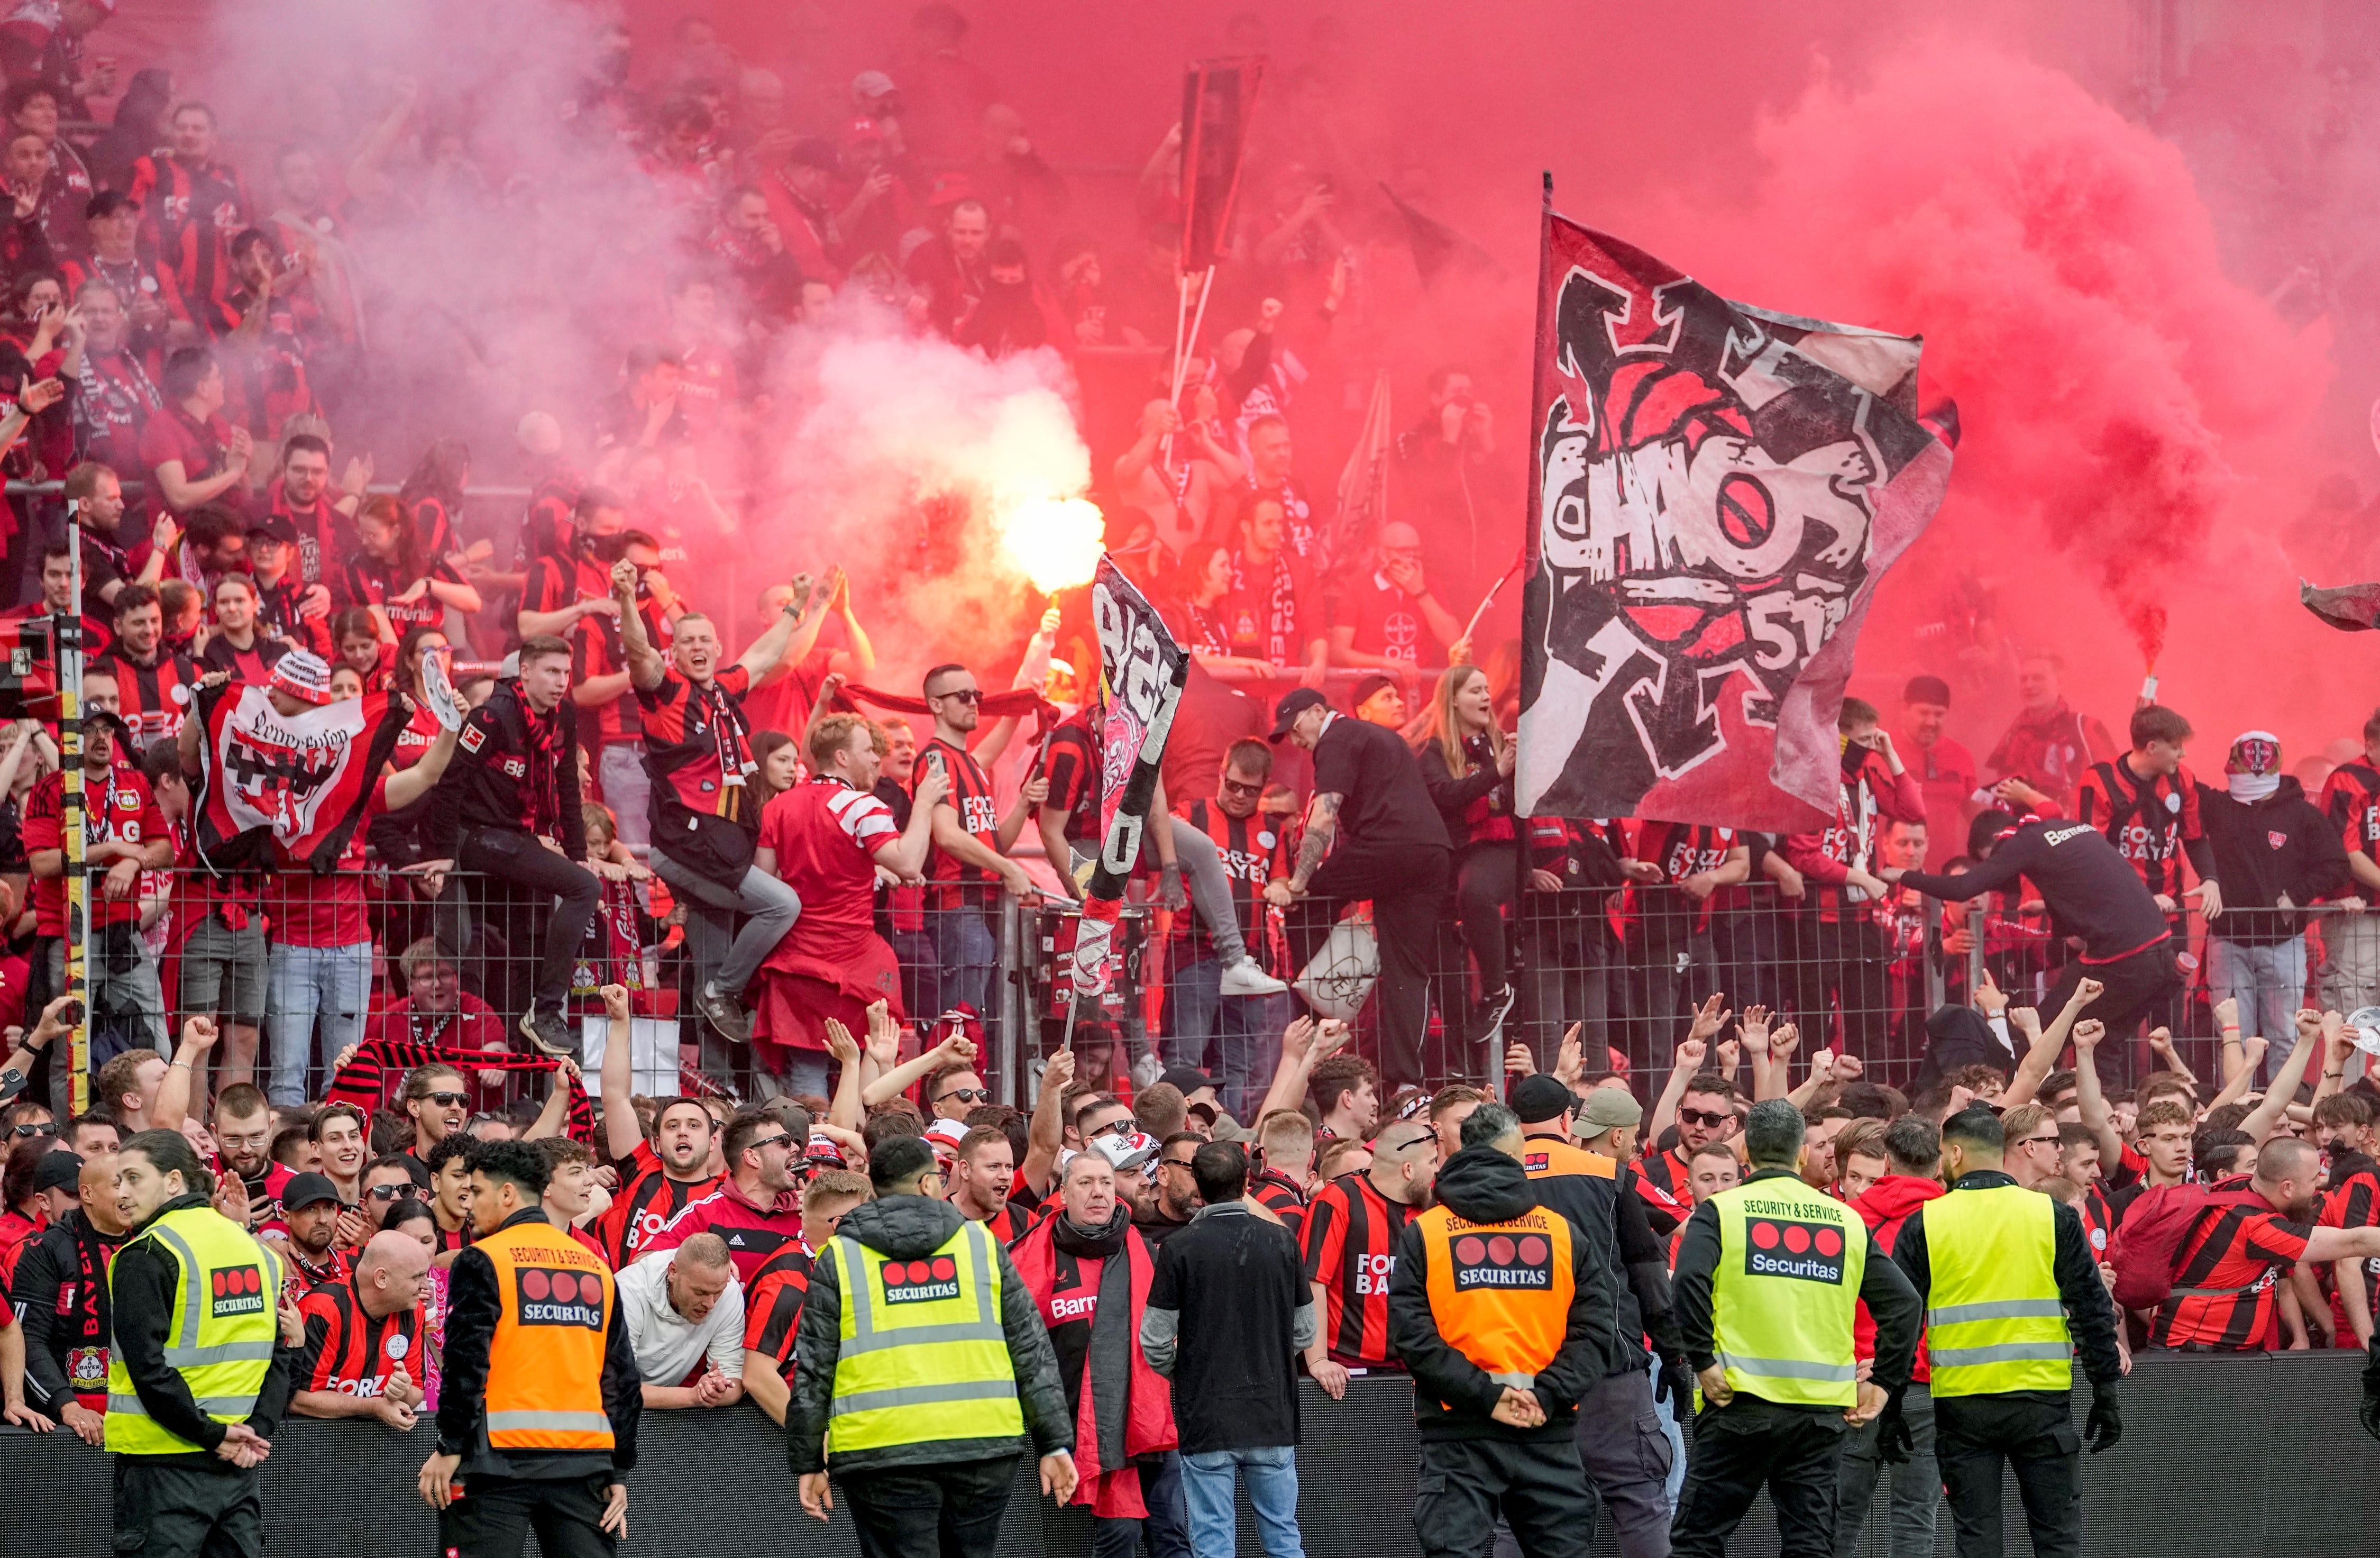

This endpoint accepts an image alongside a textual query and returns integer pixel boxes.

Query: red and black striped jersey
[2148,1186,2312,1351]
[919,735,1001,910]
[636,664,756,829]
[1038,711,1101,846]
[2076,758,2203,899]
[2321,1151,2380,1345]
[126,153,252,322]
[1299,1171,1413,1368]
[593,1141,721,1269]
[741,1241,813,1379]
[2321,760,2380,877]
[97,643,200,748]
[295,1277,420,1399]
[2080,1180,2116,1257]
[964,1197,1037,1245]
[1251,1168,1310,1242]
[1174,798,1289,967]
[281,1243,352,1296]
[1622,821,1736,934]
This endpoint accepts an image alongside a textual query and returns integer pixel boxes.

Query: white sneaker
[1218,956,1289,997]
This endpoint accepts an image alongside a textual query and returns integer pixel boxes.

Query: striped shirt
[1300,1171,1412,1368]
[742,1242,813,1379]
[126,152,252,325]
[1251,1169,1310,1242]
[2149,1187,2312,1351]
[918,735,1000,910]
[295,1277,420,1400]
[760,777,899,951]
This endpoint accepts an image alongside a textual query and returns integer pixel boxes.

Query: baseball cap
[1159,1065,1216,1097]
[923,1116,969,1168]
[844,116,886,143]
[805,1129,847,1169]
[268,649,336,706]
[852,69,898,101]
[1268,687,1329,741]
[1575,1087,1644,1134]
[1205,1111,1250,1145]
[1350,673,1398,711]
[32,1149,81,1194]
[1508,1073,1577,1127]
[246,512,301,546]
[282,1171,341,1211]
[1903,675,1951,706]
[1091,1129,1159,1174]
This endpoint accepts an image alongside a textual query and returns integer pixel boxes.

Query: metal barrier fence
[5,1356,2373,1558]
[30,863,2362,1125]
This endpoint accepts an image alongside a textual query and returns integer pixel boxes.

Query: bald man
[1330,522,1464,671]
[290,1231,431,1429]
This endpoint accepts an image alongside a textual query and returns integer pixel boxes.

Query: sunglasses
[2021,1135,2061,1149]
[422,1092,468,1108]
[936,1088,991,1106]
[6,1121,51,1137]
[1219,777,1263,799]
[1677,1108,1732,1129]
[932,687,983,704]
[1160,1157,1198,1171]
[367,1183,409,1201]
[1085,1118,1132,1140]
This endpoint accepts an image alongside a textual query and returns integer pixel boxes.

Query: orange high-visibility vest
[1415,1203,1575,1386]
[478,1219,616,1452]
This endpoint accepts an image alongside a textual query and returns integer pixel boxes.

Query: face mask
[2227,772,2280,803]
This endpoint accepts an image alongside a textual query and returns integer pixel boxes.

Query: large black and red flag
[1069,557,1188,1000]
[1516,209,1955,830]
[1178,58,1263,273]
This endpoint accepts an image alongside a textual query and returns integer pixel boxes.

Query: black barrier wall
[5,1355,2378,1557]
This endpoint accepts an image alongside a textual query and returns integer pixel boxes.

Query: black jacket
[2197,777,2351,946]
[1142,1200,1312,1455]
[433,1207,642,1479]
[1418,735,1512,850]
[788,1192,1071,1475]
[1389,1146,1616,1443]
[423,680,587,860]
[1519,1130,1684,1378]
[109,1193,292,1465]
[1892,1169,2124,1393]
[1898,817,2171,963]
[1672,1167,1922,1409]
[14,1208,123,1410]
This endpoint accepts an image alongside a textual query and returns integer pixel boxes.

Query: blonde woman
[1416,663,1521,1040]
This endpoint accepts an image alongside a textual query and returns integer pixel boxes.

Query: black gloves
[1653,1355,1697,1413]
[2084,1389,2122,1454]
[1876,1397,1914,1465]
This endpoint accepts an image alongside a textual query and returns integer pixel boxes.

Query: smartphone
[58,998,84,1027]
[924,749,947,780]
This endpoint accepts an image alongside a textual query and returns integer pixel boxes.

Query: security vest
[104,1205,281,1455]
[1414,1202,1575,1388]
[1921,1182,2073,1397]
[826,1218,1023,1456]
[1707,1175,1866,1408]
[478,1216,617,1452]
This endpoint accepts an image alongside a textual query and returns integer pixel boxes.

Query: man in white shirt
[620,1231,747,1409]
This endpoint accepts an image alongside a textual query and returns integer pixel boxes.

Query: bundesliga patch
[514,1267,606,1329]
[1450,1231,1553,1292]
[210,1264,268,1317]
[459,723,486,753]
[882,1255,962,1305]
[1743,1217,1846,1283]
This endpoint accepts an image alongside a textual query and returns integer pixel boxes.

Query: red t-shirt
[135,403,240,521]
[761,778,899,960]
[23,767,166,934]
[738,645,834,742]
[1334,570,1439,666]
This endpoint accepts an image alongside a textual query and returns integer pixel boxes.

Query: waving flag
[1070,558,1188,999]
[1516,208,1955,830]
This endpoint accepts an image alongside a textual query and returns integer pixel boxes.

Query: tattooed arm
[1288,791,1342,894]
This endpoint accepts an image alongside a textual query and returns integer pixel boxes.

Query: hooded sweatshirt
[785,1191,1072,1477]
[2196,775,2350,945]
[1851,1173,1946,1383]
[1387,1145,1616,1443]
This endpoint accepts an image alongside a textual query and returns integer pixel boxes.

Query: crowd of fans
[0,9,2371,1550]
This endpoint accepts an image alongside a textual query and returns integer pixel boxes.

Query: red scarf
[1008,1210,1175,1515]
[841,684,1056,741]
[324,1038,594,1142]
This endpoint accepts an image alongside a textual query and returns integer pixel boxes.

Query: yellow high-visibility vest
[826,1218,1023,1456]
[105,1206,281,1456]
[1922,1183,2073,1397]
[1707,1176,1866,1408]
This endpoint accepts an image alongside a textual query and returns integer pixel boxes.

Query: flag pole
[61,503,87,1113]
[1509,172,1554,1071]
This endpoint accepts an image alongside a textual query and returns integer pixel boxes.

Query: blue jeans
[1093,1452,1191,1558]
[267,941,372,1106]
[2209,935,2309,1081]
[1167,955,1288,1120]
[1179,1444,1302,1558]
[598,742,651,850]
[932,905,997,1023]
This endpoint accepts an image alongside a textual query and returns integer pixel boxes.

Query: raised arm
[608,559,666,693]
[823,1018,865,1132]
[1017,1046,1076,1196]
[862,1030,976,1108]
[2241,1012,2329,1144]
[729,572,811,687]
[596,983,640,1164]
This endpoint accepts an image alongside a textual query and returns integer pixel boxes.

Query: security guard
[1388,1101,1616,1558]
[420,1140,642,1557]
[1510,1073,1693,1557]
[1670,1100,1920,1558]
[106,1128,290,1558]
[789,1133,1076,1558]
[1889,1106,2122,1558]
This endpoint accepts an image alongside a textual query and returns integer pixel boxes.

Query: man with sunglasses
[917,661,1041,1055]
[399,1063,472,1164]
[1643,1073,1742,1207]
[361,1155,429,1234]
[1998,1105,2062,1191]
[640,1110,806,1284]
[1138,1132,1203,1252]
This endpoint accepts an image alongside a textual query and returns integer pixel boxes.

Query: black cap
[281,1171,341,1211]
[1509,1073,1578,1127]
[1350,673,1397,710]
[32,1149,81,1193]
[1903,675,1952,706]
[246,512,300,545]
[1159,1065,1216,1096]
[786,135,842,172]
[1268,687,1329,741]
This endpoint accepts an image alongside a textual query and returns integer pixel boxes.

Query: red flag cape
[1515,210,1955,831]
[190,679,411,873]
[2302,579,2380,632]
